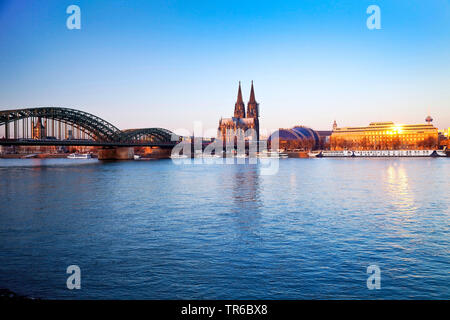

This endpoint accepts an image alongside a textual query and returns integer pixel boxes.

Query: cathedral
[217,81,260,146]
[32,117,46,140]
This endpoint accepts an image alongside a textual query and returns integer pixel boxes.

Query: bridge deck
[0,139,177,148]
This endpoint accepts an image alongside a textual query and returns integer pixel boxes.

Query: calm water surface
[0,158,449,299]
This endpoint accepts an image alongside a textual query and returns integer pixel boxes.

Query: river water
[0,158,448,299]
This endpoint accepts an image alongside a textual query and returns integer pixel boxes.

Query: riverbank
[0,289,35,301]
[286,151,309,158]
[0,153,80,159]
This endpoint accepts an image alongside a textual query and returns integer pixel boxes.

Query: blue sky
[0,0,449,135]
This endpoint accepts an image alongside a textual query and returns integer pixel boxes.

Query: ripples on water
[0,158,448,299]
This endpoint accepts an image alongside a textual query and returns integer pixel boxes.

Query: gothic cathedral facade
[217,81,260,146]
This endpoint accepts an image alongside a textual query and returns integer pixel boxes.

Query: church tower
[247,81,259,119]
[32,117,46,140]
[333,120,338,131]
[247,81,260,147]
[234,81,246,118]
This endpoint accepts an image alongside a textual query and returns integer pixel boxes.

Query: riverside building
[330,121,439,150]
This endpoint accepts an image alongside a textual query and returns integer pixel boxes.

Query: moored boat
[257,151,288,158]
[321,150,354,157]
[308,151,322,158]
[67,153,92,159]
[170,154,188,159]
[434,150,447,157]
[353,150,435,157]
[235,153,248,158]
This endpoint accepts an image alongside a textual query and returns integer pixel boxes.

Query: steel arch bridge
[120,128,177,143]
[0,107,179,146]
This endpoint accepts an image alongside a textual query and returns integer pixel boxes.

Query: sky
[1,0,450,136]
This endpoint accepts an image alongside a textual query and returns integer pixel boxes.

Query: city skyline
[1,0,450,134]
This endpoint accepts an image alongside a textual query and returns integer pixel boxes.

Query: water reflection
[231,165,262,211]
[228,164,262,240]
[384,162,417,214]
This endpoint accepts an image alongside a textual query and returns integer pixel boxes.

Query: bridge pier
[98,147,134,160]
[135,146,172,159]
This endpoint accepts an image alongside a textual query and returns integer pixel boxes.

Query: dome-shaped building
[268,126,320,150]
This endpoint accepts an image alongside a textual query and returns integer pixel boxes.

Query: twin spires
[233,81,259,119]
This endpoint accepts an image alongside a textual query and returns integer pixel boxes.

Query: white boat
[257,151,277,158]
[193,152,222,158]
[353,150,434,157]
[235,153,248,158]
[133,155,141,160]
[321,150,354,157]
[308,151,322,158]
[257,151,288,158]
[67,153,92,159]
[22,154,37,158]
[170,154,188,159]
[315,149,446,158]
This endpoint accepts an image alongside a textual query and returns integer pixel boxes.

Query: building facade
[330,121,439,150]
[268,126,320,151]
[438,127,450,149]
[218,81,260,146]
[438,127,450,139]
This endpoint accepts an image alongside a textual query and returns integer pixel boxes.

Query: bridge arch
[119,128,179,143]
[0,107,122,141]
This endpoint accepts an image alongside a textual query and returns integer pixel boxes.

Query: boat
[170,154,188,159]
[193,152,222,158]
[308,151,322,158]
[257,151,278,158]
[205,154,222,158]
[316,149,446,157]
[257,151,288,158]
[22,154,37,159]
[133,155,141,160]
[235,153,248,158]
[67,153,92,159]
[353,150,435,157]
[435,150,447,157]
[320,150,354,157]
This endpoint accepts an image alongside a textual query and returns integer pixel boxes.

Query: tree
[422,136,437,149]
[392,136,401,150]
[360,137,368,150]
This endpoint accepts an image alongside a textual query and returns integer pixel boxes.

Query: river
[0,158,448,299]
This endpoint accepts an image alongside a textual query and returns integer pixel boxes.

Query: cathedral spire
[237,81,243,104]
[249,80,256,104]
[246,80,260,151]
[234,81,246,118]
[247,80,259,119]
